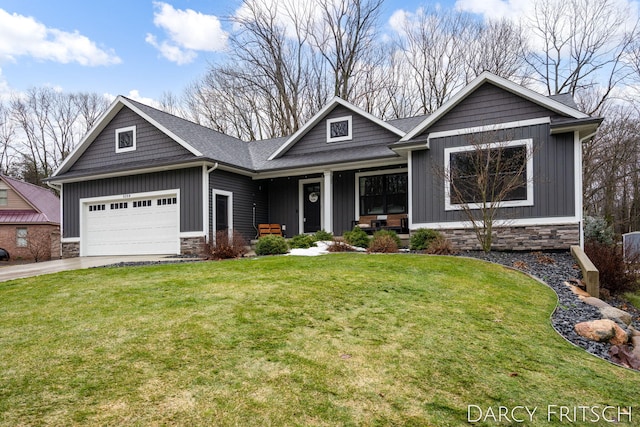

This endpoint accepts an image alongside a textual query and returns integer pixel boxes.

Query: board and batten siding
[284,106,400,157]
[332,170,356,236]
[265,176,308,237]
[209,169,268,241]
[62,167,203,238]
[411,124,576,224]
[68,107,196,173]
[423,83,569,136]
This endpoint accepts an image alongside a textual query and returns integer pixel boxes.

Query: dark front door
[215,194,229,232]
[303,182,321,233]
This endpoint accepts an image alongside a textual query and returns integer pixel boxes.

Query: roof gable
[400,72,589,142]
[53,97,208,178]
[268,97,405,160]
[0,175,60,224]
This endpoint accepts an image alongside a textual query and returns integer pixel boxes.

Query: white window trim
[299,178,324,234]
[212,189,234,240]
[115,125,137,153]
[354,168,408,219]
[326,116,352,143]
[444,138,534,211]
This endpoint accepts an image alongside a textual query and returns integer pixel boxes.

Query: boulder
[574,319,628,344]
[565,282,590,297]
[632,336,640,359]
[580,296,610,309]
[599,306,633,326]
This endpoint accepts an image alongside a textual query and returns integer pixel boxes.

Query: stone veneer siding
[180,236,206,256]
[62,237,207,258]
[61,241,80,258]
[436,223,580,251]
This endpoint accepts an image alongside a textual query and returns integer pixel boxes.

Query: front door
[303,182,321,233]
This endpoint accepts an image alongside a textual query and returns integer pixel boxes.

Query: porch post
[323,171,333,233]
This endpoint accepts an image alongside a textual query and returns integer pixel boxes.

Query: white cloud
[146,2,228,65]
[0,68,12,102]
[454,0,530,20]
[0,8,121,66]
[103,90,161,109]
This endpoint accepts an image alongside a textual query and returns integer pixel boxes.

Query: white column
[323,171,333,233]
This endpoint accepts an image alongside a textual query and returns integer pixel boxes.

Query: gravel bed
[458,250,640,363]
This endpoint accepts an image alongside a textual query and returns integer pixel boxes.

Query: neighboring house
[46,72,602,257]
[0,175,61,260]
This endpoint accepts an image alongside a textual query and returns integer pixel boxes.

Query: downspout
[577,132,597,249]
[206,163,219,244]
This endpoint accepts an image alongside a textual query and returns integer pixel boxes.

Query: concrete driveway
[0,255,183,282]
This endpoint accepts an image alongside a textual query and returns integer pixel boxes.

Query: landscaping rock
[599,306,633,326]
[565,282,590,298]
[632,336,640,359]
[609,345,640,370]
[580,296,610,309]
[574,319,628,344]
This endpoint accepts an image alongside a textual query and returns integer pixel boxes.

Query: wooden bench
[352,214,408,234]
[258,224,282,237]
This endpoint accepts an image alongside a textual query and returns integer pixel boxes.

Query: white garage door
[83,194,179,256]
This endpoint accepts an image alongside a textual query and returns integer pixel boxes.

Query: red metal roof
[0,176,60,225]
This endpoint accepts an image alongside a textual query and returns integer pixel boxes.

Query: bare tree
[25,227,53,262]
[524,0,638,114]
[0,103,17,174]
[583,106,640,233]
[308,0,383,101]
[439,132,534,252]
[465,18,530,84]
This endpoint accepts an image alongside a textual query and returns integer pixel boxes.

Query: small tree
[26,227,52,262]
[439,132,534,252]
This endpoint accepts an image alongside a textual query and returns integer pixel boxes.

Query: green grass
[0,254,638,426]
[624,290,640,311]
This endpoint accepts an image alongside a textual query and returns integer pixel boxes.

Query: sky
[0,0,632,105]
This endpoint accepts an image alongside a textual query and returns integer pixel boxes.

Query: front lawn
[0,254,638,426]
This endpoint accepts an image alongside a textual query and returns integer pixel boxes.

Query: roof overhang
[550,117,603,141]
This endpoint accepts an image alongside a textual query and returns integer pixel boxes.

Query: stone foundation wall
[61,241,80,258]
[181,236,206,256]
[437,223,580,251]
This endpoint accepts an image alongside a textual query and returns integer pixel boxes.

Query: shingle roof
[124,98,255,170]
[0,175,60,224]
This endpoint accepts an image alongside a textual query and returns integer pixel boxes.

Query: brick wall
[0,224,61,261]
[437,223,580,251]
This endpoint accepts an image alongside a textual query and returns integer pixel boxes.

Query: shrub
[289,234,316,249]
[410,228,441,251]
[584,241,640,294]
[314,230,334,241]
[368,232,399,253]
[255,234,289,256]
[210,230,248,260]
[425,234,455,255]
[327,238,356,252]
[584,216,615,246]
[343,226,370,248]
[372,229,401,248]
